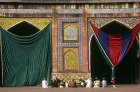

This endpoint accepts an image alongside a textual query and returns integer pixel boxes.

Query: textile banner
[90,22,140,84]
[0,23,52,86]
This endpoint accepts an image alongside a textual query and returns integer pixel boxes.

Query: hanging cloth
[0,23,52,86]
[90,22,140,84]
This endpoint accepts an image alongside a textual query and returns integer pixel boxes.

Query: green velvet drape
[0,23,52,86]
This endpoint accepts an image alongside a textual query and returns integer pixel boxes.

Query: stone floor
[0,84,139,92]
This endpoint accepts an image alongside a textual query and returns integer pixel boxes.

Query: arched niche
[63,50,78,71]
[90,20,139,84]
[7,21,40,36]
[100,20,131,34]
[63,23,78,41]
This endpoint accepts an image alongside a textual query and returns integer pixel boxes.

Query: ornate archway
[90,20,139,84]
[7,21,40,36]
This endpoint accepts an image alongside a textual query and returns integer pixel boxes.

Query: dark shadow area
[90,21,139,84]
[90,37,112,84]
[100,21,130,34]
[115,38,139,84]
[0,44,1,86]
[7,21,40,36]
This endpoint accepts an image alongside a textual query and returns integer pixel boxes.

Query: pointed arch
[100,20,131,34]
[7,21,40,36]
[89,20,139,84]
[63,49,78,71]
[99,20,132,30]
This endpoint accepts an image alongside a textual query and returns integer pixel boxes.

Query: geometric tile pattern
[87,8,140,14]
[57,9,82,14]
[88,17,140,71]
[0,9,52,14]
[57,18,83,72]
[1,8,140,14]
[0,18,52,30]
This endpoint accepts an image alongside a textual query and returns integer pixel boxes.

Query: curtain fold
[0,23,52,86]
[90,22,140,84]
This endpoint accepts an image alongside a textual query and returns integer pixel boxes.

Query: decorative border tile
[87,8,140,14]
[57,18,83,72]
[57,9,82,14]
[88,17,140,71]
[1,0,140,3]
[1,8,140,14]
[0,18,52,30]
[52,73,90,82]
[0,9,52,14]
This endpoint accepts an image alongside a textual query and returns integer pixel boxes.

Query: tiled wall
[57,18,83,72]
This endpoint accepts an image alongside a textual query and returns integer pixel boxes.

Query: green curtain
[0,23,52,86]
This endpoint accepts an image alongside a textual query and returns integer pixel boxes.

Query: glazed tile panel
[57,18,83,72]
[0,18,52,30]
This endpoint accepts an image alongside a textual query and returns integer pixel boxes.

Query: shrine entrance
[90,21,139,84]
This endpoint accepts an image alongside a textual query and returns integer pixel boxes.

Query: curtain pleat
[0,23,52,86]
[90,22,140,84]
